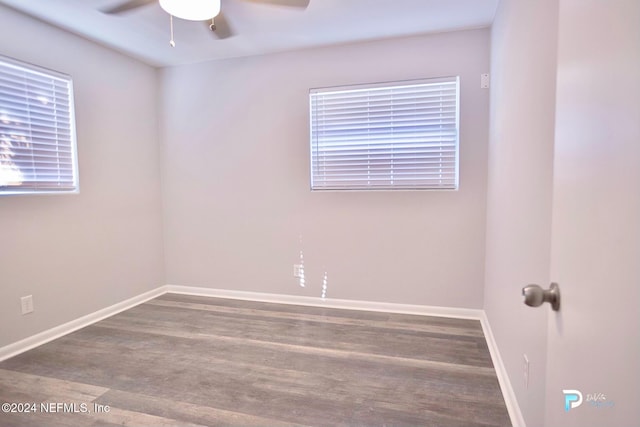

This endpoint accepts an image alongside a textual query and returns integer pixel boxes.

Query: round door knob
[522,283,560,311]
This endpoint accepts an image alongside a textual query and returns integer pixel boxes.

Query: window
[309,76,459,191]
[0,55,78,195]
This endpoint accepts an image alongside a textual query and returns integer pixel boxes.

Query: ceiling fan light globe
[159,0,220,21]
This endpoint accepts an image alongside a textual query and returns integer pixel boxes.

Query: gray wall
[0,5,165,347]
[159,29,490,308]
[484,0,558,425]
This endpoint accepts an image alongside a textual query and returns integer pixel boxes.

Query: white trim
[480,311,526,427]
[0,283,524,427]
[0,286,167,363]
[165,285,483,319]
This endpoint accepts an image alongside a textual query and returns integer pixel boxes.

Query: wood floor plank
[148,297,486,338]
[0,405,207,427]
[157,294,483,330]
[95,389,309,427]
[102,303,493,368]
[0,294,511,427]
[0,368,109,403]
[0,370,204,427]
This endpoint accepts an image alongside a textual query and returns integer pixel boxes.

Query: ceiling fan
[101,0,310,43]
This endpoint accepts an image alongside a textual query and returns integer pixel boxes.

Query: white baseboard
[480,311,526,427]
[0,283,524,427]
[0,286,167,363]
[165,285,483,319]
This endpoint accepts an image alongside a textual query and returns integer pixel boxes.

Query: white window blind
[309,76,459,191]
[0,55,78,195]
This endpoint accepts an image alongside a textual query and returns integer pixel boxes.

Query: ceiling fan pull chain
[169,14,176,47]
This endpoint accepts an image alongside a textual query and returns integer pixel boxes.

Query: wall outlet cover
[293,264,303,278]
[21,295,34,315]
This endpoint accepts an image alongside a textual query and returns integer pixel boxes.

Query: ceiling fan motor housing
[159,0,221,21]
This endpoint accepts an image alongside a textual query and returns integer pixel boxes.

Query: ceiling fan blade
[101,0,156,15]
[243,0,310,9]
[207,12,235,39]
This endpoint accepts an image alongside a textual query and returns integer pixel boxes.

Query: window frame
[0,54,79,196]
[309,76,460,192]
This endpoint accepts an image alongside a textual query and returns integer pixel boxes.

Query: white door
[544,1,640,426]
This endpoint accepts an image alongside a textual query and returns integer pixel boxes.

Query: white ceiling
[0,0,499,67]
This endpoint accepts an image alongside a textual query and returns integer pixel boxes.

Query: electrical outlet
[481,73,490,89]
[21,295,34,315]
[293,264,303,278]
[523,354,530,389]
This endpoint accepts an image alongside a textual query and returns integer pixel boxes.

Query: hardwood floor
[0,294,511,426]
